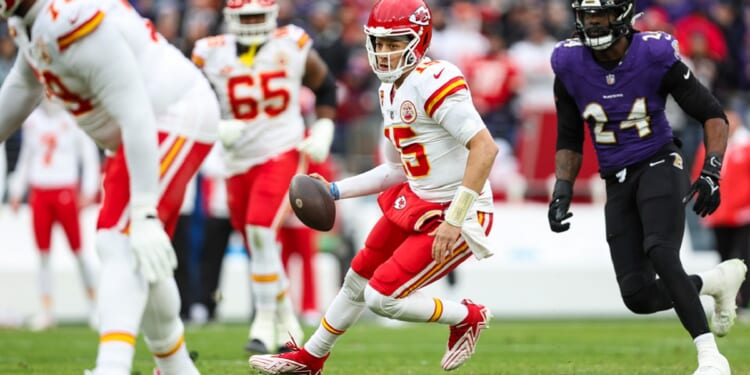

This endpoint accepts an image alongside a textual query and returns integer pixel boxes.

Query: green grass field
[2,318,749,374]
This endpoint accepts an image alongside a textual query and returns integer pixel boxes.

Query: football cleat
[440,299,491,371]
[249,339,329,375]
[246,311,277,353]
[705,259,747,337]
[693,351,730,375]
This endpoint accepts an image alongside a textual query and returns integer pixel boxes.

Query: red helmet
[0,0,19,19]
[224,0,278,45]
[364,0,432,83]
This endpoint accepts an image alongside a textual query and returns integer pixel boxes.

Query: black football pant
[604,148,709,338]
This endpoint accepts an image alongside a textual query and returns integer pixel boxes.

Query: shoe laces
[281,335,303,354]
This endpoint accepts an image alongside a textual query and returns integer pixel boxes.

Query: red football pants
[29,185,81,252]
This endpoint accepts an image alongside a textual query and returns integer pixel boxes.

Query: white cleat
[693,351,730,375]
[704,259,747,337]
[246,311,277,354]
[28,313,55,332]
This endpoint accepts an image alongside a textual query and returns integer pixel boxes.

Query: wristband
[444,186,479,227]
[702,152,723,179]
[329,182,340,200]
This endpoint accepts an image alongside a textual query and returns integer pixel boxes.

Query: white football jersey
[8,102,100,197]
[379,58,492,211]
[192,26,311,174]
[7,0,215,150]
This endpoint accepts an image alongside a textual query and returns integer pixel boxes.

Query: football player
[547,1,745,374]
[0,0,219,374]
[249,0,499,373]
[191,0,337,354]
[8,98,100,331]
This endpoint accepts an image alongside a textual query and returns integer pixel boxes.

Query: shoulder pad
[413,60,468,117]
[635,31,681,66]
[192,34,231,68]
[38,0,104,52]
[550,38,584,74]
[271,24,311,50]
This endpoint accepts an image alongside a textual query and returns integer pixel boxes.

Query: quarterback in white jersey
[249,0,499,374]
[191,0,337,355]
[0,0,219,373]
[8,98,99,331]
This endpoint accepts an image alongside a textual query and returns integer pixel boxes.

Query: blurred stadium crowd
[1,0,750,323]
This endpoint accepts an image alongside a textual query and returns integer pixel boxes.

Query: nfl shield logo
[606,74,616,85]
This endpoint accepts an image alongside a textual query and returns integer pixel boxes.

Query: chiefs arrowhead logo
[394,195,407,210]
[408,5,430,26]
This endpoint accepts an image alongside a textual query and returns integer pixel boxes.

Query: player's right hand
[217,119,247,149]
[548,180,573,233]
[129,206,177,283]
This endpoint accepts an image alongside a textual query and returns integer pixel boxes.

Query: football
[288,174,336,231]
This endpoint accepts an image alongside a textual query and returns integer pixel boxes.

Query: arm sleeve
[554,77,585,152]
[661,61,727,124]
[0,58,44,142]
[62,20,161,209]
[77,129,100,198]
[336,140,406,199]
[432,93,485,146]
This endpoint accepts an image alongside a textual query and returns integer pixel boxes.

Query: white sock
[305,270,367,358]
[363,286,468,324]
[75,252,97,292]
[694,332,718,354]
[38,253,52,307]
[247,225,284,311]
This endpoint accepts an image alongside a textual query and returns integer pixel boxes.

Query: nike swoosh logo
[683,69,691,80]
[649,160,665,167]
[433,68,445,79]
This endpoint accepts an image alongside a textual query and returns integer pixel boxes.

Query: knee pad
[363,284,401,319]
[341,269,367,303]
[96,230,136,268]
[141,278,182,345]
[618,272,652,314]
[245,225,282,264]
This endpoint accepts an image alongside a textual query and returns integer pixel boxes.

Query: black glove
[684,152,722,217]
[548,180,573,233]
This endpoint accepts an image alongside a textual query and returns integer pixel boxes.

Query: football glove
[684,153,722,217]
[217,119,247,149]
[548,180,573,233]
[297,118,334,162]
[129,205,177,283]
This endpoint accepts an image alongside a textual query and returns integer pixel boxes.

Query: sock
[75,253,97,301]
[95,338,136,373]
[305,270,367,358]
[38,253,52,315]
[142,279,198,375]
[247,225,284,311]
[363,286,468,324]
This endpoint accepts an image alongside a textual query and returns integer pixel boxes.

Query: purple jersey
[551,31,681,175]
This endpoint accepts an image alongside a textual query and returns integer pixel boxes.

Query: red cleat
[440,299,491,371]
[248,339,329,374]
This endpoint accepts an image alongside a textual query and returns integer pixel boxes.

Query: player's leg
[280,224,319,322]
[249,216,407,374]
[140,137,212,375]
[55,187,97,315]
[29,187,56,330]
[91,154,150,374]
[638,163,730,374]
[194,216,233,323]
[241,151,304,353]
[363,212,494,371]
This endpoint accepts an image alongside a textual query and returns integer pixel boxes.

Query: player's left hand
[298,118,334,162]
[430,221,461,263]
[217,119,247,149]
[683,153,722,217]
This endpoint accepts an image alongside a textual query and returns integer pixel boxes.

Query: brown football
[288,174,336,231]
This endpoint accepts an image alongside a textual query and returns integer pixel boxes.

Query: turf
[1,318,749,374]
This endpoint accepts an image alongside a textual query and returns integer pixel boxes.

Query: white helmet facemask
[364,27,421,84]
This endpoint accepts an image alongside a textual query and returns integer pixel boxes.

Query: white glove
[218,119,247,149]
[129,205,177,283]
[297,118,334,162]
